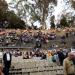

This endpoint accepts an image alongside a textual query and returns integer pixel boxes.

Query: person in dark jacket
[3,50,12,75]
[57,49,65,65]
[35,38,42,48]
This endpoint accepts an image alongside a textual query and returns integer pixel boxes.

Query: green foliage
[6,11,26,29]
[0,10,6,21]
[0,0,8,11]
[71,0,75,9]
[0,0,8,21]
[51,16,55,28]
[60,16,69,27]
[0,10,26,29]
[51,22,55,28]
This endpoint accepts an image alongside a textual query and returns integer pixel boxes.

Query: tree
[8,0,75,29]
[0,0,8,28]
[0,0,8,11]
[6,11,25,29]
[60,16,69,27]
[0,0,25,29]
[50,16,55,28]
[9,0,57,28]
[37,0,57,24]
[71,0,75,9]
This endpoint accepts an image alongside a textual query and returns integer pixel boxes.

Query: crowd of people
[0,28,75,48]
[3,46,69,66]
[0,29,56,47]
[22,47,69,65]
[0,47,75,75]
[0,28,75,75]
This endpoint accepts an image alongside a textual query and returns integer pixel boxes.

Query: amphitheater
[0,28,74,75]
[12,57,64,75]
[0,55,64,75]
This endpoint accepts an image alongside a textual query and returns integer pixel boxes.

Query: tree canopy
[0,0,75,29]
[0,0,25,29]
[71,0,75,9]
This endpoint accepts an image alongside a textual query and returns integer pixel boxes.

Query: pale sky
[5,0,12,3]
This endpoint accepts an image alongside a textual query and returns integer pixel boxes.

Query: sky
[5,0,11,3]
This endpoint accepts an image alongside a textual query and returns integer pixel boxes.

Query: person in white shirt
[3,50,12,75]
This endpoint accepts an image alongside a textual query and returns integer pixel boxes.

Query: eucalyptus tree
[9,0,57,28]
[8,0,75,29]
[0,0,8,28]
[0,0,8,11]
[71,0,75,9]
[37,0,57,24]
[9,0,41,26]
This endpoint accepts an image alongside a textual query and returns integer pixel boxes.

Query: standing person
[34,38,42,51]
[36,38,42,48]
[3,50,12,75]
[57,49,65,65]
[63,52,75,75]
[66,32,69,38]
